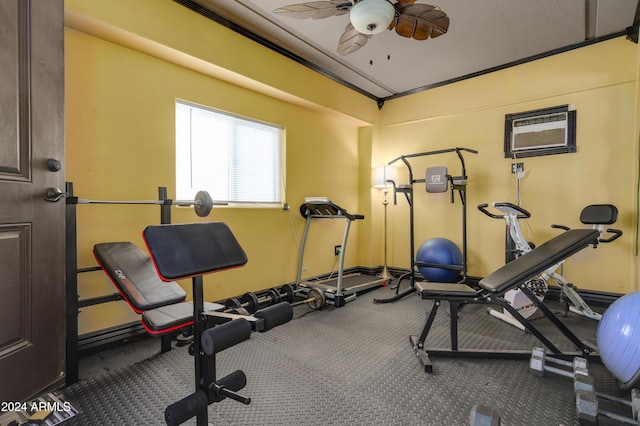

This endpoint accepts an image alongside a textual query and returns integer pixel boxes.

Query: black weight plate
[224,298,241,310]
[240,292,259,313]
[194,190,213,217]
[176,333,193,346]
[268,288,281,304]
[280,284,295,303]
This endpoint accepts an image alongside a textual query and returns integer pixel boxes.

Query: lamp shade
[373,165,398,188]
[350,0,395,35]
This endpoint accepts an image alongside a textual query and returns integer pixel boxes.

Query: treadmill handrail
[299,200,364,221]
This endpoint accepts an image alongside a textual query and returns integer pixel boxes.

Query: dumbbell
[530,347,595,393]
[530,347,590,377]
[224,285,326,314]
[224,288,285,314]
[469,403,500,425]
[576,388,639,425]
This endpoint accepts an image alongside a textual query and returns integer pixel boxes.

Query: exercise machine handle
[477,203,502,219]
[477,202,531,219]
[552,223,622,243]
[599,228,623,243]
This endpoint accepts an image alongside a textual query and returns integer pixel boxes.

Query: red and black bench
[411,228,606,373]
[94,222,293,425]
[93,241,225,336]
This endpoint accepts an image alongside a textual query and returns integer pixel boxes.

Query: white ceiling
[177,0,638,101]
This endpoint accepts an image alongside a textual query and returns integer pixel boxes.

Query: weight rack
[64,182,217,385]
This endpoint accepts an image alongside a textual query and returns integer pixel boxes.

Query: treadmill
[296,197,386,307]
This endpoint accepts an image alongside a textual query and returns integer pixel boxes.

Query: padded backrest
[93,242,186,313]
[479,229,599,294]
[425,166,448,193]
[580,204,618,225]
[143,222,248,280]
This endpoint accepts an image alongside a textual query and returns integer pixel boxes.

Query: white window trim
[176,100,285,208]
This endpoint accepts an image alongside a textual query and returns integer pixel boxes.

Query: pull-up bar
[388,147,478,187]
[388,147,478,166]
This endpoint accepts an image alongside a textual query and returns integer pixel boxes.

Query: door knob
[47,158,63,172]
[45,187,67,202]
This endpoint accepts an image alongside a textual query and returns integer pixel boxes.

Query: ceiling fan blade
[273,1,351,20]
[337,23,369,56]
[392,3,450,40]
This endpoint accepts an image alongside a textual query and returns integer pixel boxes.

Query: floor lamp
[373,165,398,281]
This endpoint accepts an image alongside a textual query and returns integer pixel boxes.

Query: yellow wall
[374,37,639,294]
[64,0,378,333]
[64,0,640,333]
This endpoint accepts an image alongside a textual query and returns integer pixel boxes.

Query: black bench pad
[143,222,248,280]
[94,242,187,312]
[416,281,477,298]
[142,301,223,334]
[479,228,599,294]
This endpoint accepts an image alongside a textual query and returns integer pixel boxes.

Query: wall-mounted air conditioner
[504,105,576,158]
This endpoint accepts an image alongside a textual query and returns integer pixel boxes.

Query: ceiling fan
[272,0,450,56]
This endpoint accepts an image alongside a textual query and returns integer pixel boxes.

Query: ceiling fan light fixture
[349,0,395,35]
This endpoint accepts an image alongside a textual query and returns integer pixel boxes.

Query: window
[176,101,283,206]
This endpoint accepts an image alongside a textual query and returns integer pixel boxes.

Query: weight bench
[137,222,293,426]
[93,241,283,338]
[93,242,225,336]
[411,228,601,373]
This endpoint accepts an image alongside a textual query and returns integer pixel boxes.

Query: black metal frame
[374,147,478,304]
[65,182,174,385]
[410,283,599,373]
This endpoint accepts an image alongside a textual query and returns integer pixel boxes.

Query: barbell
[224,285,326,314]
[45,187,220,217]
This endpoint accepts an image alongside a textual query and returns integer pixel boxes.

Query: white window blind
[176,101,283,206]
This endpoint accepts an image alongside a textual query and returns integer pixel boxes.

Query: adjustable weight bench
[93,242,225,336]
[138,222,293,426]
[411,228,601,373]
[93,242,282,337]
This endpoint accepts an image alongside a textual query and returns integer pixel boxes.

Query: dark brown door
[0,0,65,402]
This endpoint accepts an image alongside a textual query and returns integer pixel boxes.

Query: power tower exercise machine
[296,198,386,307]
[374,147,478,304]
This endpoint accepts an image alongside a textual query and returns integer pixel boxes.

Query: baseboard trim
[78,322,150,357]
[77,265,622,358]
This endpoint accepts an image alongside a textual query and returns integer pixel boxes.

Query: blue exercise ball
[596,291,640,389]
[416,238,463,283]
